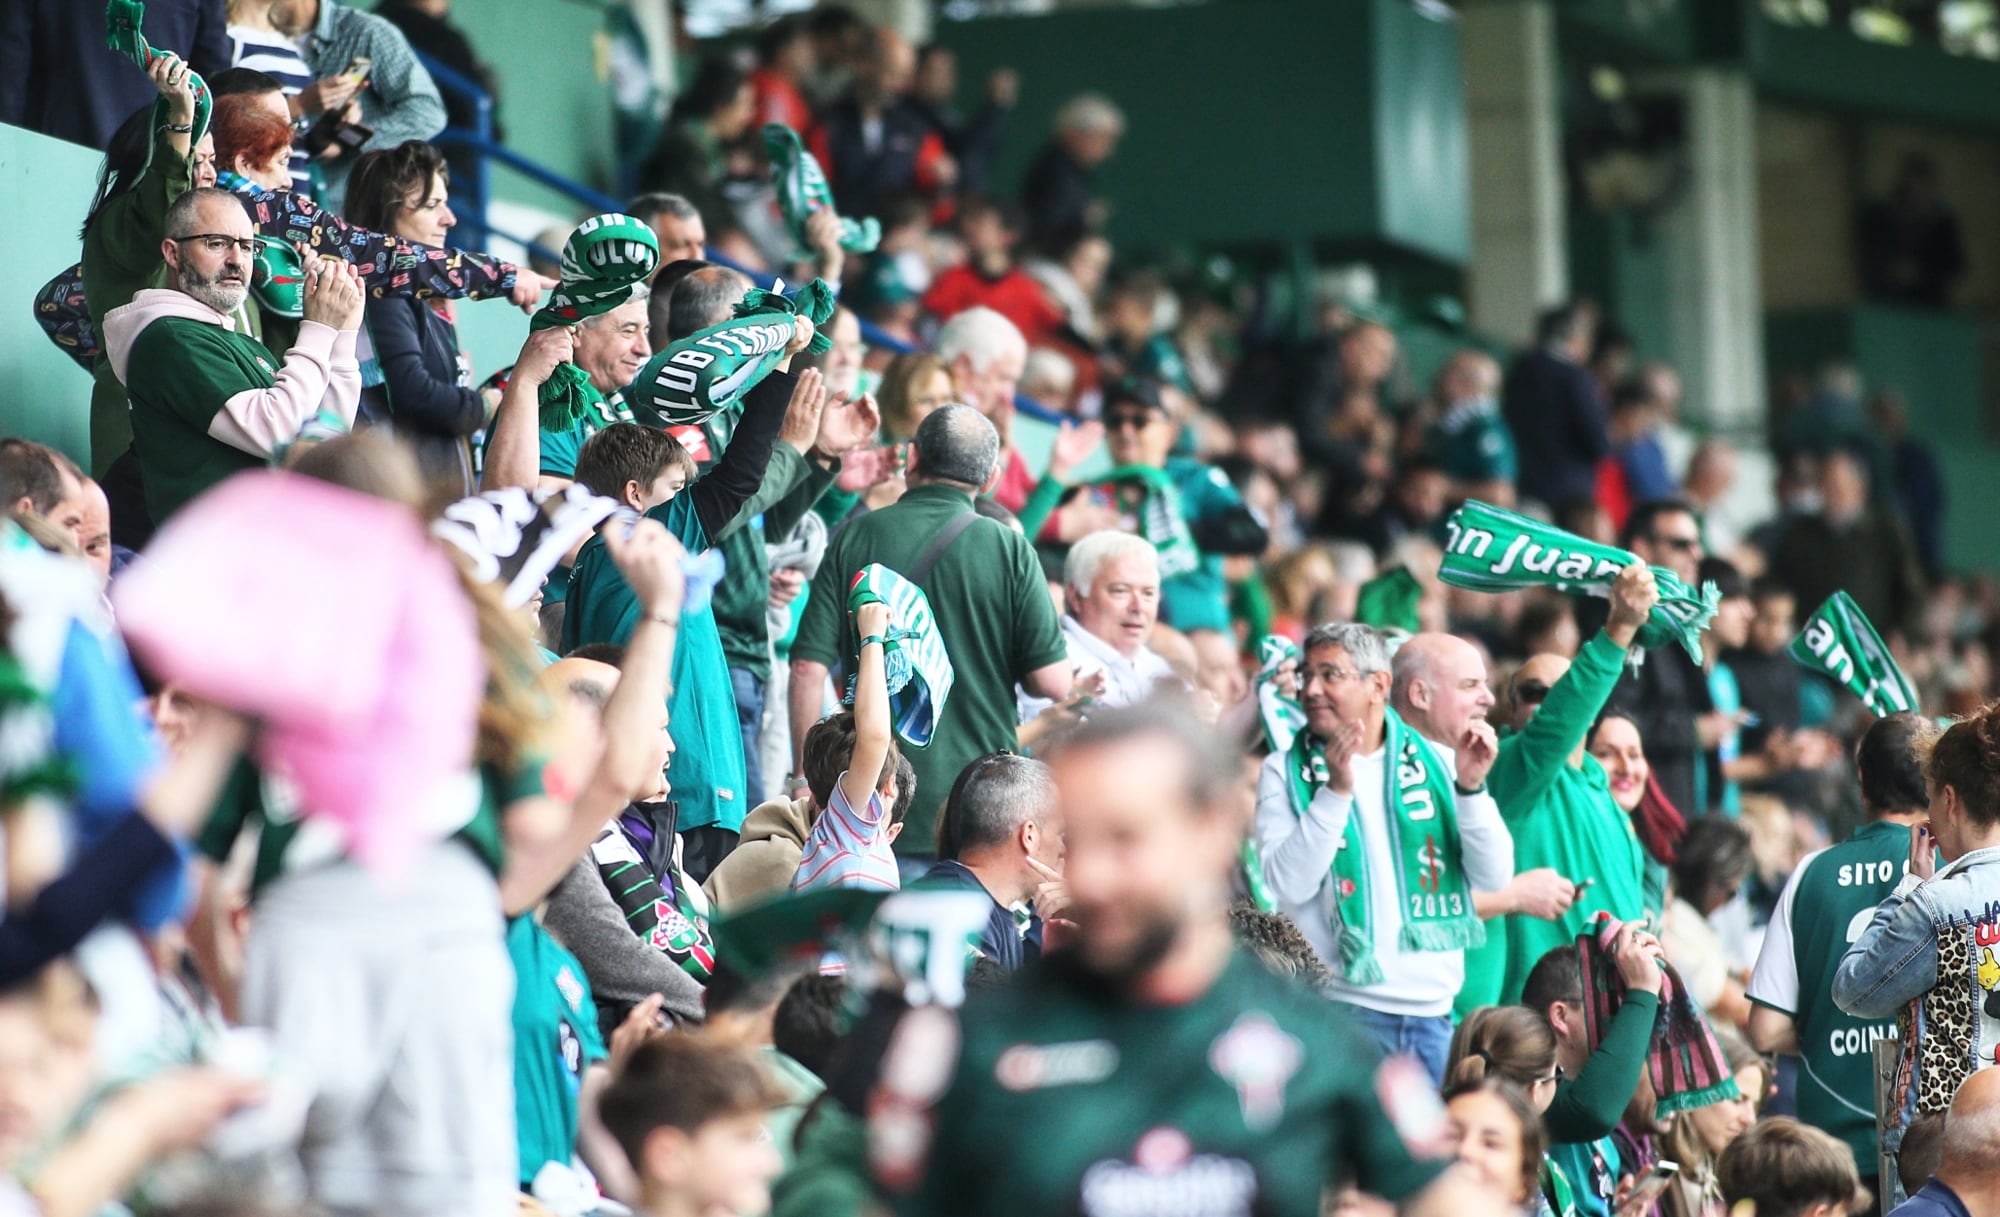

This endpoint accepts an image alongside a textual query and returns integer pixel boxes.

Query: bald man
[1485,564,1661,1005]
[1891,1068,2000,1217]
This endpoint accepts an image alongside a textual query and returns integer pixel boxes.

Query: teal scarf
[1097,464,1200,579]
[764,123,881,257]
[627,281,836,429]
[845,563,955,748]
[1789,591,1918,716]
[1253,635,1306,755]
[106,0,212,178]
[530,214,660,431]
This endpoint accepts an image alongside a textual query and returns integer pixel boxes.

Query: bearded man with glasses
[103,186,364,522]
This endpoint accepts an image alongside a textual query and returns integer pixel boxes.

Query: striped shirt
[227,25,316,197]
[791,776,900,894]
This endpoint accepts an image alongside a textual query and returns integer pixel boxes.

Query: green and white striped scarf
[1254,635,1306,755]
[1098,464,1200,579]
[106,0,212,170]
[846,563,955,749]
[1789,591,1918,716]
[627,280,837,429]
[763,123,881,257]
[1438,500,1719,663]
[530,214,660,431]
[1284,707,1481,985]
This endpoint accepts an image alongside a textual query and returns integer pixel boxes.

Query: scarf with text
[106,0,212,174]
[764,123,881,257]
[1284,707,1481,984]
[1789,591,1918,716]
[432,484,619,609]
[1096,464,1200,579]
[845,564,955,749]
[1254,635,1307,755]
[529,214,660,431]
[1438,500,1719,664]
[627,280,836,429]
[1578,913,1739,1116]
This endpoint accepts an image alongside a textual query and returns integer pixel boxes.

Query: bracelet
[160,121,194,133]
[809,445,839,465]
[1454,780,1488,796]
[858,634,885,650]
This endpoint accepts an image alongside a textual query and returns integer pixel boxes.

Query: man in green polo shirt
[886,702,1462,1217]
[1749,712,1929,1194]
[789,404,1073,857]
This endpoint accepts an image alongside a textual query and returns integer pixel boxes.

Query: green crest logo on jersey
[1207,1013,1303,1132]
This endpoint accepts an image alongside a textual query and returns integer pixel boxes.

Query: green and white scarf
[1098,464,1200,579]
[764,123,881,257]
[530,214,660,431]
[1239,839,1278,913]
[1284,708,1482,985]
[1789,591,1918,716]
[106,0,212,178]
[846,563,955,748]
[1254,635,1306,755]
[1438,500,1719,663]
[627,280,837,429]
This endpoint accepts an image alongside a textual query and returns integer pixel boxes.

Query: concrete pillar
[1462,0,1567,347]
[1659,68,1766,434]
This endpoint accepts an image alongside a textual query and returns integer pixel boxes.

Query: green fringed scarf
[1438,500,1719,663]
[1097,464,1199,579]
[1254,635,1306,755]
[763,123,881,256]
[1284,708,1482,985]
[1789,591,1918,716]
[530,214,660,431]
[627,279,836,429]
[844,563,955,748]
[106,0,212,178]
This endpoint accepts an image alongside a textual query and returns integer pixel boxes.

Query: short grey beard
[181,272,247,315]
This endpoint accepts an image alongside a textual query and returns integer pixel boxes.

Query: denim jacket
[1831,844,2000,1118]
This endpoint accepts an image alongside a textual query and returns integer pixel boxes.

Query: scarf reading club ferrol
[1789,591,1918,716]
[107,0,212,174]
[1438,501,1719,663]
[530,214,660,431]
[1097,464,1199,578]
[1284,708,1481,984]
[627,281,838,429]
[845,563,955,748]
[763,124,881,257]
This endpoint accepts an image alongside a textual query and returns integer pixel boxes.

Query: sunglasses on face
[1515,680,1551,706]
[1104,412,1158,432]
[1653,534,1702,553]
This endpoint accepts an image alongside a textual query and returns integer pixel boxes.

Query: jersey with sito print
[889,948,1447,1217]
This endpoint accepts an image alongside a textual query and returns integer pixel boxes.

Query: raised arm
[837,601,893,813]
[479,328,573,493]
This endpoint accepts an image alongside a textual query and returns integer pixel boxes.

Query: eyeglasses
[1536,1064,1566,1086]
[1515,679,1550,706]
[1305,666,1364,685]
[1104,412,1157,432]
[1652,534,1702,553]
[169,233,260,256]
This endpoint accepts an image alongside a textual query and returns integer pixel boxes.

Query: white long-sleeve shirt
[1254,740,1514,1016]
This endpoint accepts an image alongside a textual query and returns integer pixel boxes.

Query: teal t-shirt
[561,495,748,832]
[1159,456,1244,634]
[509,914,606,1185]
[1547,1136,1621,1217]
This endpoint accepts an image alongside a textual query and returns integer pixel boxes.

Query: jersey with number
[1748,819,1912,1169]
[894,948,1446,1217]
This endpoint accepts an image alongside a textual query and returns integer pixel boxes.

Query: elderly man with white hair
[1022,92,1125,251]
[935,306,1035,511]
[1021,530,1179,722]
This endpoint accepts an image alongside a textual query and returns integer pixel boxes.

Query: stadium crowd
[7,3,2000,1217]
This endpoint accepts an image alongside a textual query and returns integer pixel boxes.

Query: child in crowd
[791,597,903,892]
[598,1035,787,1217]
[1444,1076,1548,1217]
[1716,1118,1870,1217]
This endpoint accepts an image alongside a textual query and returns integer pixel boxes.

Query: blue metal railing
[413,50,1067,425]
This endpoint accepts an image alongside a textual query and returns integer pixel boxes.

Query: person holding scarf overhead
[1254,621,1512,1084]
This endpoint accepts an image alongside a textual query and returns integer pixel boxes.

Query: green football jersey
[898,949,1446,1217]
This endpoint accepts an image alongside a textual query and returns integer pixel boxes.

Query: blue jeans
[730,667,766,809]
[1335,1003,1454,1087]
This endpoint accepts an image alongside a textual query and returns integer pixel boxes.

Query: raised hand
[1456,720,1499,790]
[513,326,576,387]
[1324,719,1364,796]
[778,368,829,453]
[816,391,882,459]
[1048,419,1105,484]
[855,599,891,640]
[603,516,687,621]
[148,54,197,126]
[1605,562,1661,646]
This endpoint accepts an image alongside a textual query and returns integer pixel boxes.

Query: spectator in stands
[1661,1028,1767,1217]
[923,753,1063,970]
[375,0,504,187]
[284,0,445,208]
[1768,447,1928,642]
[1682,440,1744,558]
[1442,1077,1546,1217]
[790,405,1072,858]
[934,307,1032,508]
[1725,578,1807,758]
[803,4,870,107]
[516,285,654,491]
[1426,349,1514,509]
[1857,154,1965,309]
[629,193,708,266]
[1254,622,1509,1083]
[1022,347,1078,415]
[1102,270,1195,397]
[1347,458,1449,559]
[225,0,321,197]
[1871,389,1947,581]
[1502,303,1609,512]
[0,0,228,150]
[909,47,1016,199]
[878,351,955,443]
[1835,701,2000,1107]
[748,16,815,135]
[1019,530,1174,721]
[790,596,901,894]
[1598,380,1662,535]
[346,141,483,495]
[104,188,363,522]
[1697,558,1752,816]
[1749,713,1929,1201]
[1892,1069,2000,1217]
[1624,363,1682,502]
[1662,816,1755,1026]
[1025,231,1112,345]
[638,58,756,229]
[0,440,89,548]
[1020,92,1125,251]
[810,29,952,221]
[1716,1118,1870,1217]
[921,196,1065,346]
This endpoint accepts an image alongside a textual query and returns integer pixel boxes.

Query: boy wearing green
[890,704,1460,1217]
[1747,713,1928,1196]
[1489,564,1662,1006]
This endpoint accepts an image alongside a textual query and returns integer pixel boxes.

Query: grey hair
[163,186,239,239]
[934,306,1025,374]
[949,753,1056,857]
[625,192,701,225]
[665,266,750,341]
[579,282,651,328]
[1302,622,1391,675]
[1064,530,1156,597]
[910,403,1000,489]
[1056,92,1126,136]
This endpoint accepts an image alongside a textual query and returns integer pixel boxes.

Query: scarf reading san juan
[1789,591,1918,716]
[1284,708,1482,985]
[530,214,661,431]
